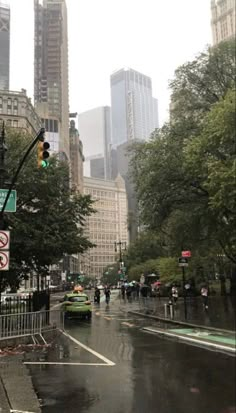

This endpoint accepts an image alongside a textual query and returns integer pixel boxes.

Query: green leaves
[129,39,236,278]
[2,129,95,289]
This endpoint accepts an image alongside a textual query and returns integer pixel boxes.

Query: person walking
[104,286,111,305]
[94,287,100,304]
[171,285,178,304]
[121,284,125,300]
[126,285,132,301]
[201,285,209,309]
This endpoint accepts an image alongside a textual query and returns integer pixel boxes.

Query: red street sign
[182,250,191,258]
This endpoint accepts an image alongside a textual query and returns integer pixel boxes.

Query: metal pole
[182,266,187,320]
[0,127,45,218]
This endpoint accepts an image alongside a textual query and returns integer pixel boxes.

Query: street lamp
[114,241,127,263]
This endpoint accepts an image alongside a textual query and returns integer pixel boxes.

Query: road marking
[143,327,236,355]
[24,362,112,367]
[121,322,134,327]
[51,303,61,310]
[95,312,100,316]
[61,330,116,366]
[10,410,37,413]
[104,316,112,320]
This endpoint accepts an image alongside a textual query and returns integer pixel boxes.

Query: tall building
[69,115,84,192]
[0,89,41,135]
[211,0,236,45]
[0,2,10,90]
[34,0,69,159]
[81,175,129,279]
[110,68,159,147]
[78,106,111,179]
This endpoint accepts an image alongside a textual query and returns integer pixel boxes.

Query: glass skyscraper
[110,68,159,146]
[0,3,10,90]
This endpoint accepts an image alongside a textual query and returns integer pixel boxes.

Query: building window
[220,0,227,14]
[221,17,228,38]
[13,120,18,128]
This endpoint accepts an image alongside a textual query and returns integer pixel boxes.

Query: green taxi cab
[61,291,92,319]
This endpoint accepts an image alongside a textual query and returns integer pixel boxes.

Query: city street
[26,297,235,413]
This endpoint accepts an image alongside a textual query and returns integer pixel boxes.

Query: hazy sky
[8,0,212,125]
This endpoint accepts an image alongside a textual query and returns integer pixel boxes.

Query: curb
[128,310,236,335]
[142,327,236,356]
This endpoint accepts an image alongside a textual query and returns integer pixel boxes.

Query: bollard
[164,303,168,318]
[170,303,174,319]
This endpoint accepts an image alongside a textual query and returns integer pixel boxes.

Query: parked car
[61,291,92,320]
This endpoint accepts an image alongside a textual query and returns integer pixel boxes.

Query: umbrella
[153,281,161,286]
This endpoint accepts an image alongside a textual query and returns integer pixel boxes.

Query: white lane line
[143,328,236,354]
[51,303,61,310]
[24,362,112,366]
[61,330,116,366]
[10,410,37,413]
[121,322,134,327]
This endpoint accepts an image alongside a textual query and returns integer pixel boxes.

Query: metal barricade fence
[0,309,64,340]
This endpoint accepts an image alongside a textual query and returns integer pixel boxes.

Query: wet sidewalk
[0,355,41,413]
[128,295,236,331]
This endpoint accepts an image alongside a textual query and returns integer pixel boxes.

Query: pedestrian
[140,284,148,298]
[126,285,132,301]
[94,287,100,304]
[121,284,125,300]
[136,283,140,298]
[201,285,209,309]
[171,285,178,304]
[104,285,111,305]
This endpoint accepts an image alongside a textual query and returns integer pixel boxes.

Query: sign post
[178,257,188,319]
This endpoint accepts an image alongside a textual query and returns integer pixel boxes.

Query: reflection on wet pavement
[27,300,235,413]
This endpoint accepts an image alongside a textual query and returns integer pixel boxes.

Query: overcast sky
[8,0,212,125]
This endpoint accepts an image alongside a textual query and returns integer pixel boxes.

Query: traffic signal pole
[0,127,45,227]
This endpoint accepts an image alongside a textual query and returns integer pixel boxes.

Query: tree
[101,264,120,286]
[124,231,167,269]
[185,89,236,263]
[1,129,95,290]
[129,40,236,292]
[170,39,235,134]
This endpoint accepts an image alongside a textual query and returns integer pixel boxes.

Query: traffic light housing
[37,139,50,168]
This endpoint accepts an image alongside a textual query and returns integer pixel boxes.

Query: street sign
[0,189,17,212]
[0,251,9,270]
[140,275,145,283]
[0,230,10,250]
[178,257,188,267]
[182,250,191,258]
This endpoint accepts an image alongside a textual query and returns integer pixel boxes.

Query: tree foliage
[129,40,236,286]
[1,129,95,290]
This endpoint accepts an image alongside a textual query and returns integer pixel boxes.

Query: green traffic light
[41,160,49,168]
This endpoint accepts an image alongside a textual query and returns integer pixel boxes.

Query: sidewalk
[131,295,236,330]
[0,355,41,413]
[0,376,10,413]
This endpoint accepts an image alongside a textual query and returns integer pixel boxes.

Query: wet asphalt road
[28,295,236,413]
